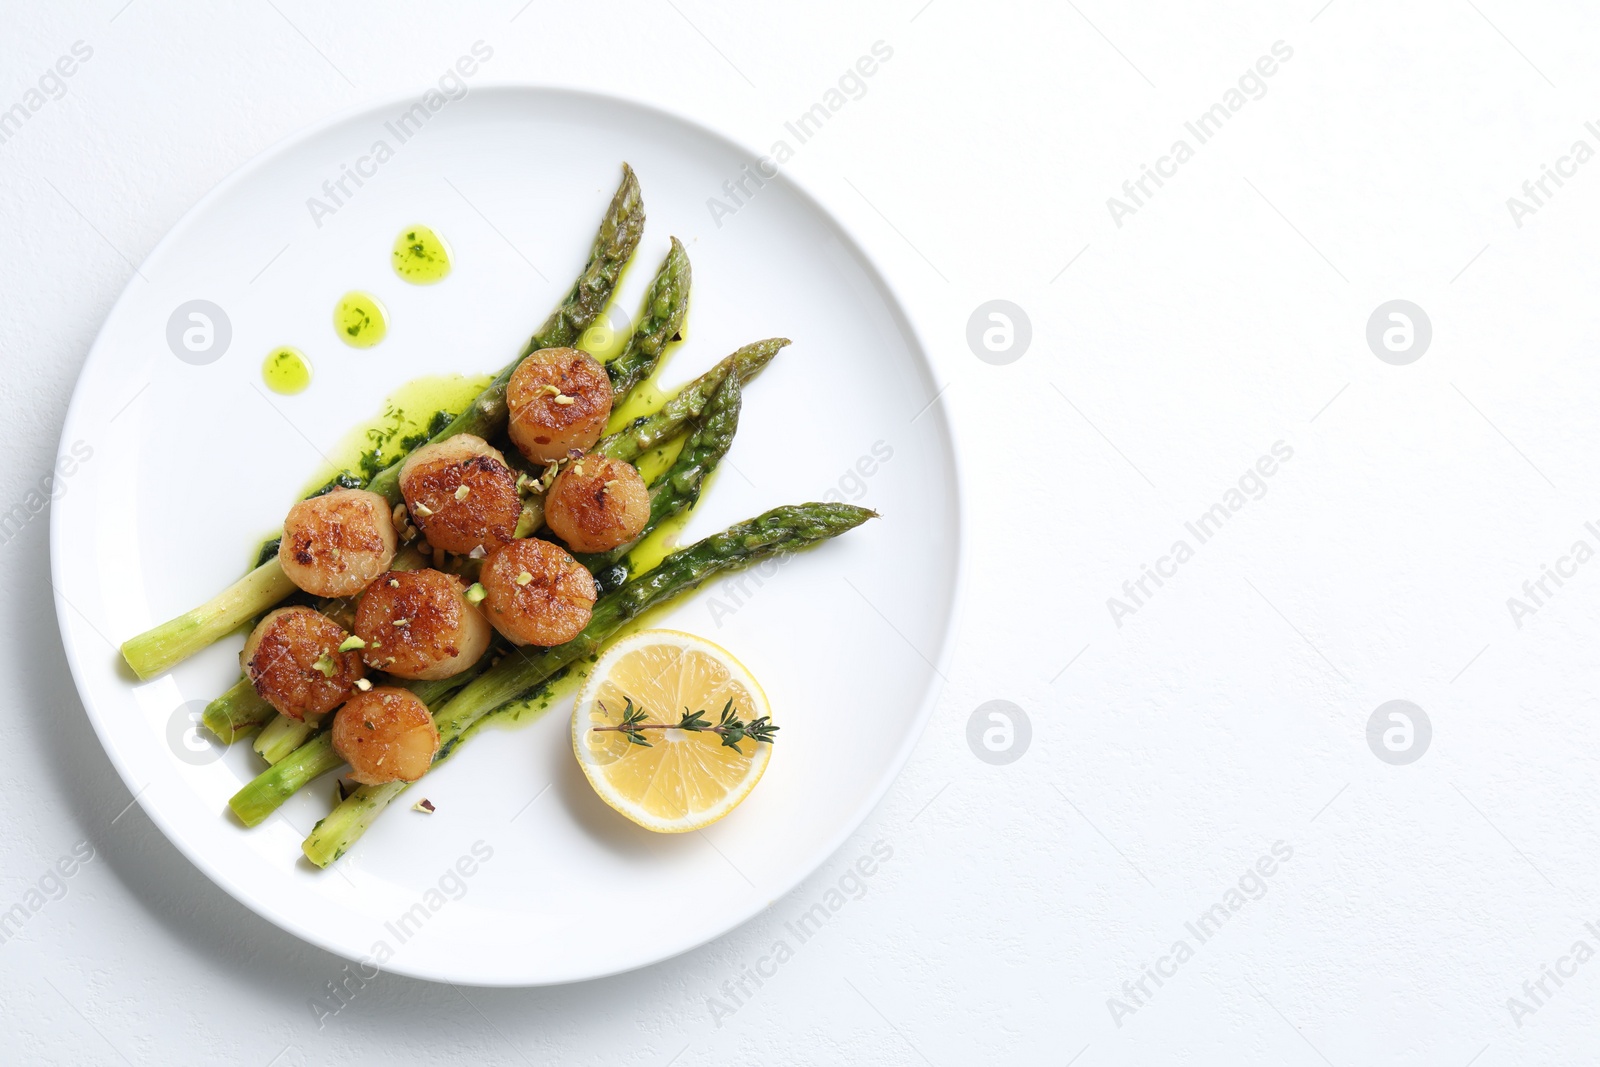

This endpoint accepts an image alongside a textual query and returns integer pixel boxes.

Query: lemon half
[571,629,772,833]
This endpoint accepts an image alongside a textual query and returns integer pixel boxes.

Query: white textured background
[4,0,1599,1063]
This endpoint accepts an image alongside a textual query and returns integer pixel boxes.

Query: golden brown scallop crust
[542,455,651,554]
[398,434,522,555]
[280,489,397,597]
[354,569,490,680]
[506,348,613,464]
[480,538,597,646]
[242,606,365,721]
[330,687,440,785]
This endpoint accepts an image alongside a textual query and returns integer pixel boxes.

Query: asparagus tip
[735,338,791,384]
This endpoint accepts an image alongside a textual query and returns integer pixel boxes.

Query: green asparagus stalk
[605,237,690,400]
[121,559,297,681]
[575,371,742,572]
[253,712,312,765]
[595,338,787,464]
[299,778,409,863]
[407,673,479,707]
[365,164,645,505]
[303,502,875,866]
[201,677,275,743]
[121,166,646,680]
[229,733,343,827]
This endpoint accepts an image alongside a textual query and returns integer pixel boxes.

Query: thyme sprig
[593,697,778,753]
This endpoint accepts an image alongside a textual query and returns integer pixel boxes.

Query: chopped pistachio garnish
[412,502,434,517]
[539,383,561,397]
[311,652,338,678]
[553,394,575,406]
[340,635,366,652]
[389,578,400,587]
[464,582,487,605]
[454,485,471,502]
[393,618,410,627]
[515,571,533,586]
[603,479,617,489]
[353,677,372,692]
[413,798,436,814]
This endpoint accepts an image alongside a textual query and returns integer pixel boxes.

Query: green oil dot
[392,225,452,284]
[334,291,387,348]
[262,347,312,394]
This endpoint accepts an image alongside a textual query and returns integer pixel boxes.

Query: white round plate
[51,86,960,985]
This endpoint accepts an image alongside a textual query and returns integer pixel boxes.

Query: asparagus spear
[302,502,875,866]
[230,733,343,827]
[595,337,787,465]
[605,237,690,400]
[120,166,646,681]
[365,165,645,505]
[202,677,275,744]
[574,370,742,573]
[253,711,313,765]
[121,560,297,681]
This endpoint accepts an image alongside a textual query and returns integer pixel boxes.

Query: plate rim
[50,81,968,985]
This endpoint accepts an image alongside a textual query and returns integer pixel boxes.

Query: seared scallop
[354,569,491,680]
[398,434,521,555]
[506,347,613,464]
[542,454,650,554]
[480,538,597,646]
[279,488,397,597]
[331,687,440,785]
[242,606,364,721]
